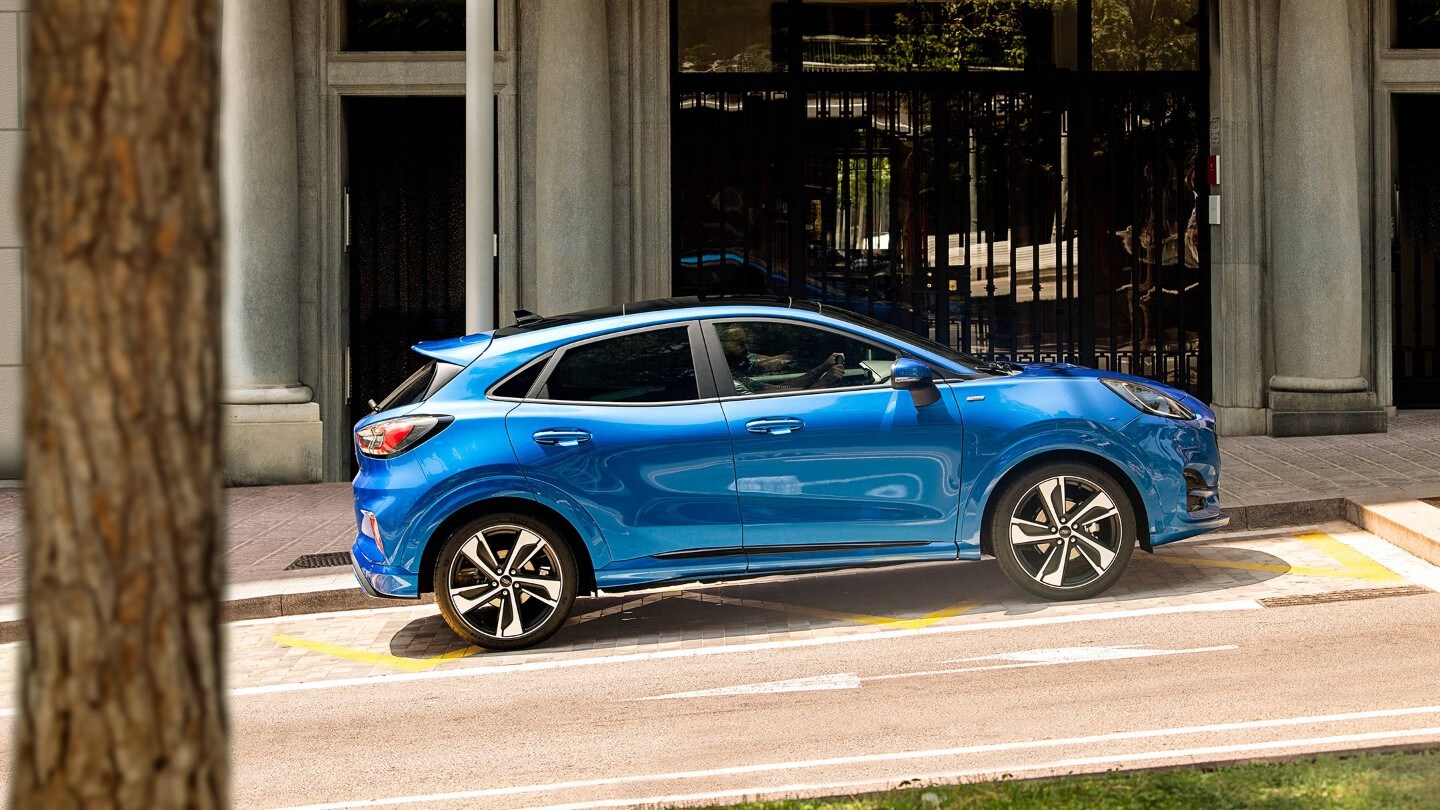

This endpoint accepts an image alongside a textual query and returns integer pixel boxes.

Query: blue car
[351,297,1228,650]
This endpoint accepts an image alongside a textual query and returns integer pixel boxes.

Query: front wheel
[434,513,578,650]
[990,462,1137,601]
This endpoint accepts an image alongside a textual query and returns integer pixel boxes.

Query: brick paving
[0,411,1439,605]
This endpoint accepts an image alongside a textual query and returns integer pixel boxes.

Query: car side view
[351,297,1228,650]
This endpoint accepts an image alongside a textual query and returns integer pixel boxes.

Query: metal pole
[466,0,496,332]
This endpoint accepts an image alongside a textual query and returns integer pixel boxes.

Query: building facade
[0,0,1438,484]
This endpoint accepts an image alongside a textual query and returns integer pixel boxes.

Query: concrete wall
[0,2,23,479]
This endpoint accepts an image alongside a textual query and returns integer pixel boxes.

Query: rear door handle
[533,428,592,447]
[745,417,804,436]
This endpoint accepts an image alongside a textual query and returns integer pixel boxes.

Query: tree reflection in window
[347,0,464,52]
[1397,0,1440,49]
[1092,0,1198,71]
[875,1,1068,71]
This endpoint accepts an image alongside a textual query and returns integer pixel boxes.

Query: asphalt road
[2,527,1439,809]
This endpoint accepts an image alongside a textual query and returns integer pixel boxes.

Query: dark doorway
[1394,95,1440,407]
[346,97,466,430]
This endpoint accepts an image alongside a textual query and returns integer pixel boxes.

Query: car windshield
[819,306,991,372]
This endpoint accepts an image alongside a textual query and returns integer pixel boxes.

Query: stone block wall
[0,1,23,480]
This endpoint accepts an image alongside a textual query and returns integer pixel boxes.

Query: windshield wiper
[976,360,1024,375]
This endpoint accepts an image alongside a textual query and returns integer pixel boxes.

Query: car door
[503,321,744,582]
[703,317,966,573]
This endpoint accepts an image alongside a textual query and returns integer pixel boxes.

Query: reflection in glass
[1397,0,1440,49]
[1090,90,1202,388]
[671,3,1209,395]
[678,0,789,72]
[673,90,791,295]
[801,1,1077,72]
[346,0,464,52]
[1092,0,1198,71]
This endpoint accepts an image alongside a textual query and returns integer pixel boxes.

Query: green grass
[702,749,1440,810]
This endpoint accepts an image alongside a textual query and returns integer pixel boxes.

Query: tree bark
[11,1,226,807]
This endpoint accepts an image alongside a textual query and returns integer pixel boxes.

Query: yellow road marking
[1160,530,1403,584]
[273,633,481,673]
[1295,531,1404,581]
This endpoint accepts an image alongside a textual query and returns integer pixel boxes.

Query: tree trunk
[11,1,226,807]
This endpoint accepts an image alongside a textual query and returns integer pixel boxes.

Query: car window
[713,320,898,398]
[490,356,548,400]
[375,361,437,411]
[541,327,699,404]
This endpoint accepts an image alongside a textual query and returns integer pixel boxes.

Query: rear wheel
[990,462,1136,601]
[434,513,578,650]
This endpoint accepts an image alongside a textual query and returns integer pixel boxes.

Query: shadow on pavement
[387,536,1293,660]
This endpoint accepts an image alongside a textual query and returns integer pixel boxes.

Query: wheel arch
[977,449,1152,557]
[418,497,598,596]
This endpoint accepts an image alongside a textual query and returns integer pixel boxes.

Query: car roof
[492,295,821,339]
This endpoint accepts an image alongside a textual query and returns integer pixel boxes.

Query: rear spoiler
[411,333,493,366]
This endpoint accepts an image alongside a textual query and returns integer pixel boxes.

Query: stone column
[534,0,613,315]
[1266,0,1384,435]
[219,0,323,482]
[1209,0,1268,436]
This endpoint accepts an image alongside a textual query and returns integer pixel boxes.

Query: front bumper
[350,531,421,599]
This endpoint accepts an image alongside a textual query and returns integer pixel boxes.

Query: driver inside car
[719,325,846,395]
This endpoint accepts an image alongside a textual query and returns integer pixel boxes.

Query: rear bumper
[350,532,420,599]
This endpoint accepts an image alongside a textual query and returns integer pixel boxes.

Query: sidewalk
[1,411,1439,617]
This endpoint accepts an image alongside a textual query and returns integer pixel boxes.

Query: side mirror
[891,358,940,407]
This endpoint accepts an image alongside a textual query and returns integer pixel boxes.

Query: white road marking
[271,714,1440,810]
[635,645,1237,700]
[947,644,1238,665]
[514,726,1440,810]
[867,644,1238,683]
[221,599,1261,700]
[637,673,862,701]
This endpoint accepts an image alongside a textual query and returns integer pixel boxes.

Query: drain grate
[1258,585,1432,608]
[284,551,353,571]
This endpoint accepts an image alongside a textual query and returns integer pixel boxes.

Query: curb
[1223,498,1349,533]
[1346,498,1440,568]
[1,496,1437,645]
[0,582,433,645]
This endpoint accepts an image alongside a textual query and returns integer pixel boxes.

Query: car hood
[412,332,494,367]
[1010,362,1212,422]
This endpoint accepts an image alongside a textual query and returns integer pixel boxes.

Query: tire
[989,461,1137,601]
[434,513,578,651]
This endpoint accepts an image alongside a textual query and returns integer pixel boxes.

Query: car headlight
[1101,378,1196,420]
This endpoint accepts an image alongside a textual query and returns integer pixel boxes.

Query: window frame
[519,321,719,407]
[486,351,555,402]
[700,315,914,402]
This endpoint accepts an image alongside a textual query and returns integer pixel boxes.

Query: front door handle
[533,428,592,447]
[745,417,805,436]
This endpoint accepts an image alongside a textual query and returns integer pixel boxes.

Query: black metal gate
[672,0,1209,397]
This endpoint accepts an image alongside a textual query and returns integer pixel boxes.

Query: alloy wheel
[446,524,565,640]
[1008,475,1125,590]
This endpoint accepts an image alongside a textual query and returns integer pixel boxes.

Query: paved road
[1,522,1439,809]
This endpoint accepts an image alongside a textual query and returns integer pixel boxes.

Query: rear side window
[541,327,698,404]
[375,361,437,411]
[492,357,547,400]
[375,359,463,411]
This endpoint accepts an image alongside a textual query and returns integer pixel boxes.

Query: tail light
[355,415,452,459]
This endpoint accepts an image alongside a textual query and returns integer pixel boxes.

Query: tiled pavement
[1,411,1439,605]
[1220,410,1440,507]
[0,520,1429,701]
